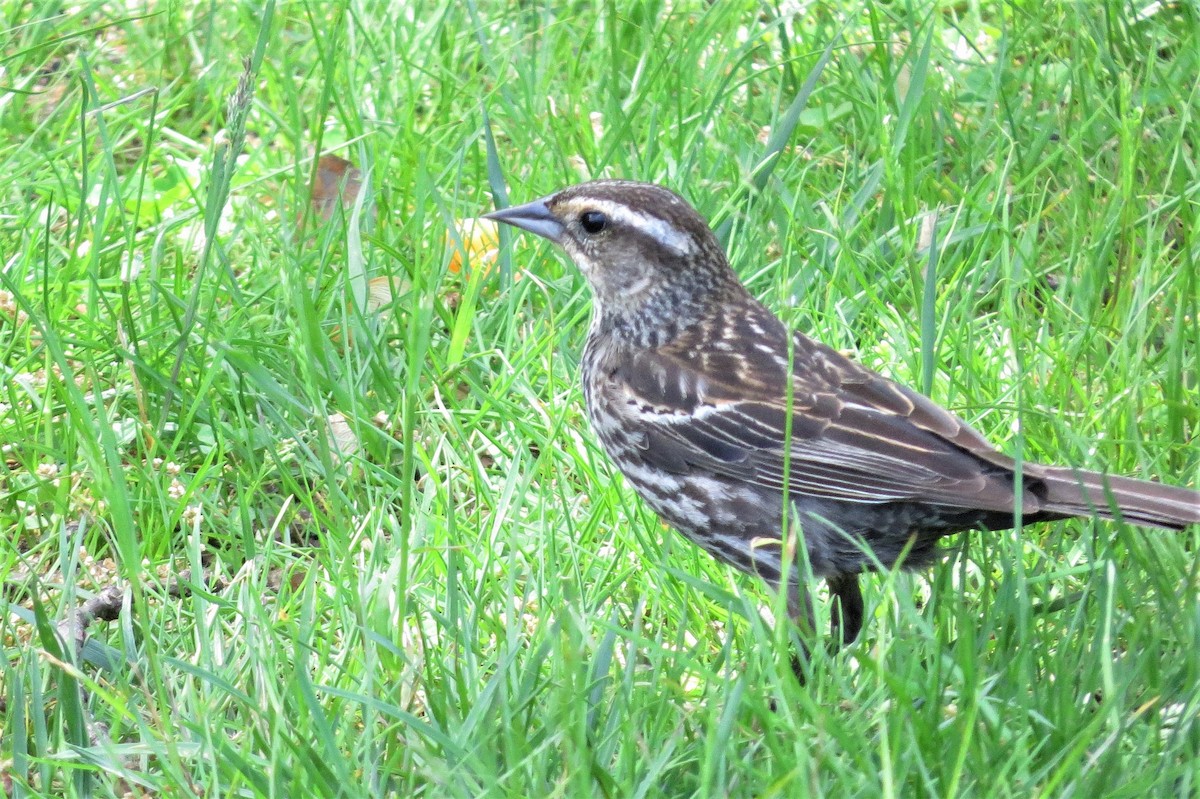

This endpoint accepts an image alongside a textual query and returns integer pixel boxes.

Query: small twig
[45,586,127,763]
[56,585,125,652]
[167,569,228,597]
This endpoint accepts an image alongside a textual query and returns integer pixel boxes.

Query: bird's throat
[590,277,720,349]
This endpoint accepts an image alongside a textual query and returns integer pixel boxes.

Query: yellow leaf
[447,217,500,275]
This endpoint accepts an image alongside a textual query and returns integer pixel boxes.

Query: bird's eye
[579,211,608,234]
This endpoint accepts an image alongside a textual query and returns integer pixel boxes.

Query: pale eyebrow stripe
[565,198,695,256]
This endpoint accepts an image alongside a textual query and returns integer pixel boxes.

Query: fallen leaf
[447,217,500,275]
[326,412,360,465]
[311,154,363,222]
[365,276,394,313]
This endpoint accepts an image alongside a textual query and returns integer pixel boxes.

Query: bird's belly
[619,457,794,579]
[586,399,793,579]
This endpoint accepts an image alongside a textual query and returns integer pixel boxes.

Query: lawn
[1,1,1198,796]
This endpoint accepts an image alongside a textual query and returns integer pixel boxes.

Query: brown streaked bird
[485,179,1200,647]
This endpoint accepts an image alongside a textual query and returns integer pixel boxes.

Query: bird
[484,179,1200,648]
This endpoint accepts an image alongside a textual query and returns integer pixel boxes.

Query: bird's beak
[484,197,565,244]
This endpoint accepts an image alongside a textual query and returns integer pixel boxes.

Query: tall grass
[1,1,1197,796]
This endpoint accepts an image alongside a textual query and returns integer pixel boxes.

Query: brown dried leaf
[311,154,363,222]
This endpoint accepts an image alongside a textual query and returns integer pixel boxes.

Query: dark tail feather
[1038,466,1200,530]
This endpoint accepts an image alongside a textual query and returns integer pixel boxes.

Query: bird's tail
[1038,466,1200,530]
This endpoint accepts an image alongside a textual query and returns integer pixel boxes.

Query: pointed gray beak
[484,196,564,244]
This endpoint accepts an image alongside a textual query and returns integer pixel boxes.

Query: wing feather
[614,335,1036,514]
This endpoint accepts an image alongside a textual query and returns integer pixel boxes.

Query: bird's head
[485,180,737,341]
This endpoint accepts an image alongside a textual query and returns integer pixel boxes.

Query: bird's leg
[785,580,815,683]
[782,575,863,683]
[826,574,864,647]
[785,580,816,636]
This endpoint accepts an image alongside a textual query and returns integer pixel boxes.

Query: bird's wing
[611,331,1040,514]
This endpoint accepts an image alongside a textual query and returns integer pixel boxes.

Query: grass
[1,0,1198,796]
